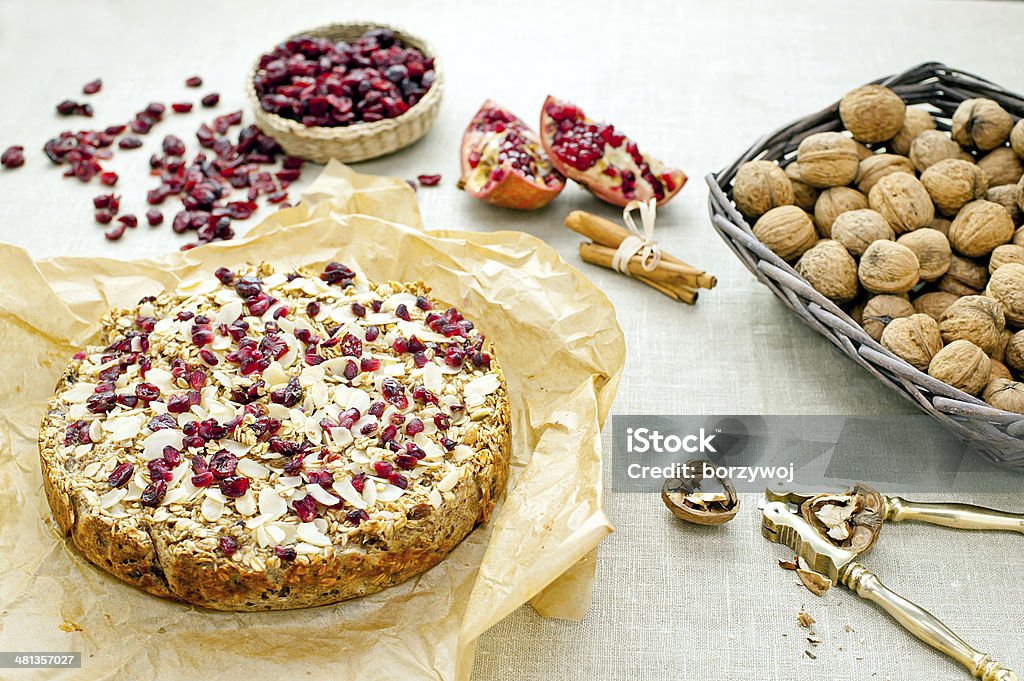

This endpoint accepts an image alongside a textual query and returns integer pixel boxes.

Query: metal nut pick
[761,502,1017,681]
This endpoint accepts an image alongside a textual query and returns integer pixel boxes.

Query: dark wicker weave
[706,62,1024,469]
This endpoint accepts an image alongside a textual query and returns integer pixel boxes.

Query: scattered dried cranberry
[219,475,249,497]
[1,145,25,169]
[209,449,238,479]
[274,545,296,561]
[417,174,441,186]
[82,79,102,95]
[270,377,303,407]
[172,102,193,113]
[201,93,220,107]
[140,479,167,507]
[346,509,370,526]
[219,535,238,555]
[292,495,318,522]
[185,76,203,88]
[107,462,134,488]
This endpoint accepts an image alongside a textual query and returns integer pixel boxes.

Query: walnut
[1018,174,1024,213]
[986,262,1024,326]
[1005,331,1024,373]
[930,217,951,236]
[946,254,990,290]
[861,294,915,341]
[948,200,1014,257]
[785,163,820,212]
[839,85,906,143]
[896,228,951,281]
[858,240,920,294]
[868,173,935,234]
[854,141,874,160]
[985,184,1022,224]
[909,130,972,172]
[913,291,960,322]
[814,186,868,236]
[1012,119,1024,159]
[732,161,795,219]
[795,240,859,304]
[936,275,981,297]
[753,205,818,261]
[951,98,1013,152]
[982,378,1024,415]
[920,159,989,216]
[928,340,991,396]
[890,107,936,156]
[1017,227,1024,247]
[796,132,860,188]
[993,328,1013,363]
[881,313,943,371]
[938,295,1006,354]
[977,147,1023,187]
[989,244,1024,274]
[855,154,915,194]
[832,209,895,256]
[990,359,1013,382]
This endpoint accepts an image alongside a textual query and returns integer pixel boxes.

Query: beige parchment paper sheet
[0,161,623,681]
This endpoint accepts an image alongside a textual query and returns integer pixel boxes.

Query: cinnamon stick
[578,243,716,290]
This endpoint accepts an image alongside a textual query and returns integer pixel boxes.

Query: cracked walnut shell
[920,159,989,217]
[832,209,895,257]
[754,205,818,261]
[861,294,915,342]
[948,200,1014,257]
[814,186,868,236]
[882,313,943,371]
[938,295,1006,355]
[890,107,936,157]
[796,132,860,188]
[986,262,1024,326]
[732,160,795,219]
[795,239,859,304]
[928,340,991,396]
[868,173,934,234]
[982,378,1024,415]
[858,240,920,294]
[951,98,1013,152]
[839,85,906,143]
[896,228,951,281]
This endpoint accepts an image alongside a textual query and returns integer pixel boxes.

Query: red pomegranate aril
[118,136,143,150]
[118,214,137,228]
[417,174,441,186]
[172,102,193,113]
[392,337,409,354]
[434,413,450,430]
[351,302,366,317]
[135,382,160,402]
[185,76,203,88]
[343,360,359,380]
[99,171,118,186]
[219,535,239,555]
[162,445,182,467]
[82,79,102,95]
[140,479,168,507]
[56,99,79,115]
[199,348,219,365]
[274,545,297,561]
[147,459,172,482]
[108,462,134,488]
[1,145,25,169]
[95,210,114,224]
[130,118,153,134]
[162,134,186,156]
[145,209,163,226]
[201,93,220,107]
[340,332,362,357]
[104,224,127,240]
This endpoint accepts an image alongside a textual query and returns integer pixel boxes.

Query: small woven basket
[706,62,1024,469]
[246,21,444,163]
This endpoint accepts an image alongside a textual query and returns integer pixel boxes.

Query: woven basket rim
[244,20,443,143]
[705,62,1024,464]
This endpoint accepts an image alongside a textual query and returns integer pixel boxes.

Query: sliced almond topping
[258,488,287,519]
[201,496,224,522]
[296,522,332,547]
[329,478,362,508]
[99,487,127,509]
[437,468,461,493]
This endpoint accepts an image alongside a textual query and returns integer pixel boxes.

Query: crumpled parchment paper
[0,161,624,681]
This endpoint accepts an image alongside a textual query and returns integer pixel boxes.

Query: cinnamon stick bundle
[564,210,716,304]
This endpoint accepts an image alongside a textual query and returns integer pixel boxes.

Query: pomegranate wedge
[457,100,565,210]
[539,95,686,207]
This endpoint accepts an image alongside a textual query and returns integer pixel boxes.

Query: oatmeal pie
[38,261,510,610]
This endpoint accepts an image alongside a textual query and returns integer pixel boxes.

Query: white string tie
[611,198,662,276]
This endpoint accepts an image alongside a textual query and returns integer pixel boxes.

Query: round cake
[38,261,510,610]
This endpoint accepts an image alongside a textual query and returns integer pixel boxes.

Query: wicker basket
[706,62,1024,469]
[246,22,444,163]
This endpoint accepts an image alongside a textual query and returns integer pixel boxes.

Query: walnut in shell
[855,153,914,194]
[913,291,960,322]
[946,253,990,291]
[938,295,1006,355]
[928,339,991,395]
[930,216,952,236]
[896,228,951,282]
[1017,226,1024,247]
[814,186,868,236]
[861,294,915,341]
[986,262,1024,326]
[868,173,934,234]
[1005,331,1024,373]
[753,206,818,261]
[993,328,1013,363]
[839,85,906,143]
[948,200,1014,257]
[920,159,989,216]
[1012,119,1024,159]
[796,132,860,188]
[989,244,1024,274]
[990,359,1013,382]
[985,185,1022,224]
[732,160,795,219]
[890,107,936,156]
[909,130,972,172]
[785,163,820,212]
[858,240,920,294]
[977,147,1023,187]
[795,240,859,304]
[936,275,981,297]
[881,313,943,371]
[951,98,1014,152]
[982,378,1024,415]
[832,209,895,257]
